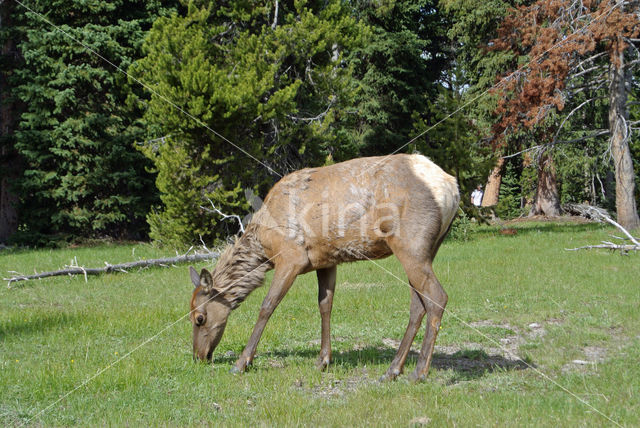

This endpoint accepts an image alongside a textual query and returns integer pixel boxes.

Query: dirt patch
[527,322,546,339]
[583,346,607,363]
[409,416,432,426]
[294,369,372,399]
[562,340,619,372]
[561,325,629,373]
[465,320,524,357]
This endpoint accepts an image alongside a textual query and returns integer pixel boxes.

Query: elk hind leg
[380,287,426,381]
[316,266,336,370]
[388,240,448,382]
[408,265,447,382]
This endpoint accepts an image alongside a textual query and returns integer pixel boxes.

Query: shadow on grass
[332,347,531,381]
[431,348,532,382]
[213,345,532,382]
[0,312,80,338]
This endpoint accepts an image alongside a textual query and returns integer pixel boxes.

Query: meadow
[1,221,639,426]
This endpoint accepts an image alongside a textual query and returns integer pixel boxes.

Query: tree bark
[482,157,504,207]
[0,174,17,243]
[608,39,640,230]
[530,153,562,217]
[0,3,18,243]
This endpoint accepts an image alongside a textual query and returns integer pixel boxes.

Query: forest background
[1,0,638,248]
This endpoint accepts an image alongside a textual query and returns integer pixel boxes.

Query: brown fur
[209,226,273,309]
[190,154,460,381]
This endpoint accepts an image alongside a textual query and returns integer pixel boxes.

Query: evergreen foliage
[1,1,638,245]
[348,0,449,156]
[5,0,179,245]
[494,157,523,218]
[410,72,494,200]
[440,0,516,129]
[133,0,370,248]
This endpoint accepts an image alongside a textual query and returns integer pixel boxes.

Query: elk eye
[195,314,205,326]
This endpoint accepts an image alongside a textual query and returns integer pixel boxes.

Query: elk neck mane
[211,226,273,309]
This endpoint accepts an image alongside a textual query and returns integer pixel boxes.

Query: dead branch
[200,198,245,235]
[551,97,601,144]
[554,129,610,146]
[566,243,639,252]
[565,205,640,253]
[4,251,219,288]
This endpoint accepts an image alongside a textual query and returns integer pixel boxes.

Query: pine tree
[7,0,178,244]
[490,0,640,226]
[133,0,369,248]
[348,0,449,156]
[0,1,20,242]
[410,69,494,201]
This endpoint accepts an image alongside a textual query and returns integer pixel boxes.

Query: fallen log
[562,203,610,220]
[4,251,219,287]
[565,206,640,254]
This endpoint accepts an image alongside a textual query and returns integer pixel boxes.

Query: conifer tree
[490,0,640,226]
[134,0,369,247]
[6,0,178,244]
[348,0,449,156]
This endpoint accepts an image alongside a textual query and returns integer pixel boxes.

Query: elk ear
[189,266,200,289]
[199,268,215,294]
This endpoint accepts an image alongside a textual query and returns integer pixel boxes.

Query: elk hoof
[230,358,249,374]
[379,369,400,382]
[315,356,331,371]
[408,371,427,383]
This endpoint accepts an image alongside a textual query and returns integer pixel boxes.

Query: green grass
[1,222,639,426]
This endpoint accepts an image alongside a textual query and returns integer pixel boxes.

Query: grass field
[1,221,639,426]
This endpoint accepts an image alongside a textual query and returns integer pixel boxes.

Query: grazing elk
[189,154,459,381]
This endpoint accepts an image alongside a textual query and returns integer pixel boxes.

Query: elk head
[189,266,232,361]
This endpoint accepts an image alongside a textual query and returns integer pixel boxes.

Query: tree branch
[503,129,610,159]
[555,129,610,145]
[271,0,278,29]
[200,198,246,235]
[565,205,640,253]
[551,97,601,144]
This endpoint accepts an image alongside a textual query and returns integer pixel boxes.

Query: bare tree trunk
[530,153,562,217]
[0,3,18,243]
[482,157,504,207]
[0,173,18,243]
[608,40,639,230]
[271,0,279,29]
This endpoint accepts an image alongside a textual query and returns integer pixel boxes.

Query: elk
[189,154,459,381]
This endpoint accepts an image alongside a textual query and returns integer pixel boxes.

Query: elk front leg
[231,265,300,373]
[316,266,336,370]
